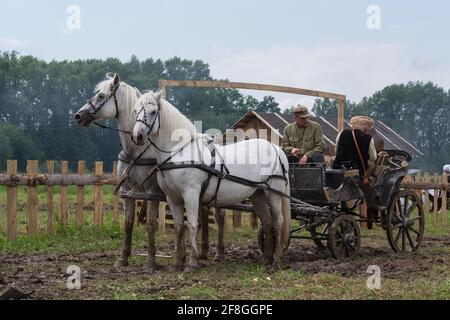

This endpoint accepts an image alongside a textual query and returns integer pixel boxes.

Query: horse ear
[154,89,163,103]
[113,73,120,86]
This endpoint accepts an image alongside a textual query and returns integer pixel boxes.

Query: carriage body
[285,149,425,258]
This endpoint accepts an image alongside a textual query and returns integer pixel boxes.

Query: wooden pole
[232,210,242,229]
[159,80,346,101]
[337,99,345,133]
[76,161,86,226]
[6,160,17,241]
[26,160,39,236]
[423,173,430,215]
[112,161,120,224]
[46,161,54,234]
[60,161,69,226]
[94,162,104,225]
[443,173,448,225]
[158,202,167,236]
[433,173,438,226]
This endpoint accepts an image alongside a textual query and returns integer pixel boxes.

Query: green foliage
[1,51,449,172]
[0,52,276,171]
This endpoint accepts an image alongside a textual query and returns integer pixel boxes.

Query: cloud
[0,37,30,51]
[208,43,450,110]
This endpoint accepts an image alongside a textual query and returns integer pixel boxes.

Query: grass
[0,186,449,300]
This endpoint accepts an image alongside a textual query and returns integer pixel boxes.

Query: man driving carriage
[281,105,326,165]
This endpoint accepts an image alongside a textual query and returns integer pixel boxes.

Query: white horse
[74,74,225,271]
[131,91,291,270]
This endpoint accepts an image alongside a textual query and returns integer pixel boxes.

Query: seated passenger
[332,116,377,178]
[281,105,326,165]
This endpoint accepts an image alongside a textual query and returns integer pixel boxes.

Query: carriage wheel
[310,224,328,250]
[327,214,361,259]
[386,190,425,253]
[258,225,290,254]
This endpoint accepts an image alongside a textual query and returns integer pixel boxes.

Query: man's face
[294,114,309,127]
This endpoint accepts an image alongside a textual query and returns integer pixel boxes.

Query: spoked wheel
[386,190,425,253]
[309,222,328,250]
[258,225,290,254]
[327,214,361,259]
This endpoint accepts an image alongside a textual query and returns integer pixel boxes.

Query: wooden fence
[0,160,257,241]
[0,160,448,241]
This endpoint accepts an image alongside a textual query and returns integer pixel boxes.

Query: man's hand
[299,155,309,166]
[291,148,301,156]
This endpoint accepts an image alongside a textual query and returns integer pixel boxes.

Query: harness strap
[118,151,157,166]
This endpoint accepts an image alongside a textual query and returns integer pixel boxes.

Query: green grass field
[0,185,449,300]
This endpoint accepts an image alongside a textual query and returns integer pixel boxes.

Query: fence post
[76,161,86,226]
[60,161,69,226]
[250,212,258,230]
[433,173,439,226]
[442,173,448,225]
[94,162,104,225]
[158,202,166,236]
[422,173,430,215]
[27,160,39,236]
[232,210,241,229]
[47,161,54,234]
[112,161,120,224]
[6,160,17,241]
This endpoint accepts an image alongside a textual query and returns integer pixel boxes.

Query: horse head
[74,73,121,126]
[131,90,163,146]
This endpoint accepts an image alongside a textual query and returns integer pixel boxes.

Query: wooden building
[223,111,423,157]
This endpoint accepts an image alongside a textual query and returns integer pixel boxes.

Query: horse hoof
[114,258,129,268]
[175,264,185,272]
[146,261,164,273]
[184,264,200,273]
[198,254,208,261]
[213,255,225,263]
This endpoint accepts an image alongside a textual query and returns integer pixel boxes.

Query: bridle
[87,82,120,122]
[85,82,132,134]
[135,101,161,137]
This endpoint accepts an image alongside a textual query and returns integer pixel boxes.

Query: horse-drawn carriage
[279,149,425,258]
[75,76,426,270]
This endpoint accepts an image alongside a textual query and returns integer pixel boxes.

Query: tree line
[0,51,448,172]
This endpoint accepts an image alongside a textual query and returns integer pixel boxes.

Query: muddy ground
[1,233,449,300]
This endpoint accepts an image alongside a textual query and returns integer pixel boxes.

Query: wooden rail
[159,79,347,132]
[1,160,448,241]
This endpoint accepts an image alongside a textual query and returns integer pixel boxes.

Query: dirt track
[0,235,449,299]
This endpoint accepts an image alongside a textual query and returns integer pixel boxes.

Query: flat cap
[292,105,310,118]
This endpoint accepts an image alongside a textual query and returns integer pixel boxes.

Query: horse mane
[141,91,197,138]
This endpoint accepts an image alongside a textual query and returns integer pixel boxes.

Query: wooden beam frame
[159,80,346,132]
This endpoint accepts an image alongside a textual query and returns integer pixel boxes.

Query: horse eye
[98,93,105,100]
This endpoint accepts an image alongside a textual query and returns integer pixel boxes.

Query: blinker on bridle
[136,101,161,135]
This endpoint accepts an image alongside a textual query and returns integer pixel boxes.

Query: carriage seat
[325,169,360,190]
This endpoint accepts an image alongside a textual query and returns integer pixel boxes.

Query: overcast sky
[1,0,449,109]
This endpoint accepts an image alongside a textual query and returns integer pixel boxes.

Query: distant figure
[428,164,450,211]
[281,105,325,165]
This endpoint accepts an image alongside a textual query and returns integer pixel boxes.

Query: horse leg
[250,191,274,266]
[267,194,284,270]
[115,198,135,268]
[145,200,161,273]
[184,195,201,270]
[166,197,186,272]
[213,208,225,262]
[199,206,209,260]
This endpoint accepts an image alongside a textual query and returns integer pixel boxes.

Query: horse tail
[281,177,291,253]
